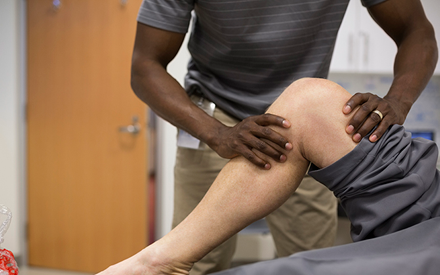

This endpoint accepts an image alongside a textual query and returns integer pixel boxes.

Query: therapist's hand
[210,113,293,169]
[343,92,406,143]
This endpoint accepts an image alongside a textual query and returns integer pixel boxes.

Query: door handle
[119,116,141,135]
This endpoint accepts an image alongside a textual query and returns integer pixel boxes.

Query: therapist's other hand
[343,92,405,143]
[211,113,293,169]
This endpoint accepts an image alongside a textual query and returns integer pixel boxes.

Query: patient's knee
[285,78,345,101]
[267,77,352,131]
[271,78,349,112]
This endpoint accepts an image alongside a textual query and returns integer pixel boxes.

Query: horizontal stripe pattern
[138,0,387,119]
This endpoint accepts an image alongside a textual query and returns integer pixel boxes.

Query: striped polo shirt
[138,0,387,120]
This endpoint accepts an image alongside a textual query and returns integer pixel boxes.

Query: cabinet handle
[348,33,354,67]
[360,32,369,67]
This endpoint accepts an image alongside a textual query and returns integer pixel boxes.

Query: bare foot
[96,241,193,275]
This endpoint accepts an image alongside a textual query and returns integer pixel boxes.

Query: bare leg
[97,78,358,275]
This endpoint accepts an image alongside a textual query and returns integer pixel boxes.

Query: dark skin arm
[343,0,438,142]
[131,24,292,169]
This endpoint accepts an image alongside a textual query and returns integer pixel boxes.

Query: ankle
[141,241,194,275]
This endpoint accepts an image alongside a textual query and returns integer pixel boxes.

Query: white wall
[0,0,25,257]
[154,33,191,239]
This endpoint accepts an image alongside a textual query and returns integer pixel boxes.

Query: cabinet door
[422,0,440,75]
[330,0,397,73]
[330,0,359,72]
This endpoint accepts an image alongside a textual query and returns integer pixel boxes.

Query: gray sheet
[215,217,440,275]
[309,125,440,241]
[213,125,440,274]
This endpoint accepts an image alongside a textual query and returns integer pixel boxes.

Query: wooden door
[27,0,148,272]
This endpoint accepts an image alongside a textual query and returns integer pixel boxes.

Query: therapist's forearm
[385,26,438,120]
[131,61,226,145]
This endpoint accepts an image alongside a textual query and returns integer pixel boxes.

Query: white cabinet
[330,0,397,73]
[331,0,440,75]
[329,1,358,72]
[422,0,440,75]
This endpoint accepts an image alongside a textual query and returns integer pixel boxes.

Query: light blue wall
[329,72,440,164]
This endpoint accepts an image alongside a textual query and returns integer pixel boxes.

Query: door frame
[10,0,28,266]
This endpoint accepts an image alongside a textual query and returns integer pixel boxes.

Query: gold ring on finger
[372,109,383,121]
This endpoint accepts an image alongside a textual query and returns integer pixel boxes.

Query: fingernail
[280,155,287,162]
[264,163,271,170]
[343,105,351,114]
[285,142,293,150]
[346,125,354,134]
[370,135,377,142]
[282,120,291,128]
[353,133,361,142]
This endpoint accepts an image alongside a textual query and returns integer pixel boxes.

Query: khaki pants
[173,104,338,275]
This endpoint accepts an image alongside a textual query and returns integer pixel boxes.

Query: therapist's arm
[131,23,292,169]
[343,0,438,142]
